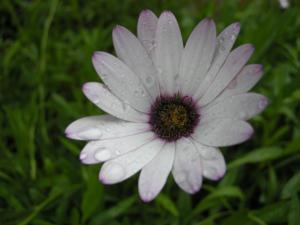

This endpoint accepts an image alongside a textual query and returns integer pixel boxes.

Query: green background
[1,0,300,224]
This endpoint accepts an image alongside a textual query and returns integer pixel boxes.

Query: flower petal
[154,11,183,94]
[138,142,175,202]
[113,25,159,99]
[193,119,253,147]
[137,9,158,60]
[193,22,241,99]
[199,44,254,105]
[179,18,217,95]
[92,52,152,112]
[217,64,264,100]
[201,93,269,122]
[99,139,164,184]
[83,82,148,122]
[79,132,154,164]
[65,115,148,141]
[193,141,226,180]
[172,138,202,194]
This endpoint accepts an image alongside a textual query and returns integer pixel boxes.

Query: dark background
[1,0,300,224]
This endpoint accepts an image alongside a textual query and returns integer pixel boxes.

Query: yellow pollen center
[160,104,188,128]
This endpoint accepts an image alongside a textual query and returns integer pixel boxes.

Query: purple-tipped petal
[138,143,175,202]
[79,132,154,165]
[172,138,203,194]
[65,115,148,141]
[193,119,254,147]
[179,18,217,95]
[92,51,151,112]
[82,82,148,122]
[154,11,183,94]
[98,139,164,184]
[201,93,269,122]
[198,44,255,106]
[193,141,226,181]
[217,64,263,99]
[112,25,160,100]
[193,22,241,100]
[137,9,158,60]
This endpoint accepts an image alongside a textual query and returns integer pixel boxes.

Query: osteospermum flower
[65,10,268,202]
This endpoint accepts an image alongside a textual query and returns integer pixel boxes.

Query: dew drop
[145,76,153,85]
[94,150,111,161]
[100,162,126,183]
[78,128,102,139]
[200,149,217,160]
[203,167,218,179]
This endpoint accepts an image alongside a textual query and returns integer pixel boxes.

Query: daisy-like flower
[65,10,268,202]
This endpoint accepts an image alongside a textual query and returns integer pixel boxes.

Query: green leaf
[156,194,179,217]
[228,147,283,169]
[282,172,300,199]
[288,194,300,225]
[81,169,104,222]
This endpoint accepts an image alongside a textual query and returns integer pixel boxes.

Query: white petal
[99,139,164,184]
[217,64,264,100]
[113,25,159,99]
[172,138,202,194]
[65,115,148,141]
[179,18,217,95]
[138,142,175,202]
[83,82,148,122]
[79,132,154,164]
[154,11,183,94]
[201,93,269,122]
[92,52,152,112]
[193,22,241,99]
[193,141,226,180]
[193,119,253,147]
[199,44,254,105]
[137,9,158,60]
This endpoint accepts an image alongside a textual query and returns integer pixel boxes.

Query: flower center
[149,94,200,142]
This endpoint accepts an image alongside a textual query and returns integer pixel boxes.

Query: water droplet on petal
[203,167,218,179]
[78,128,102,139]
[95,150,111,161]
[100,162,126,184]
[200,148,217,160]
[115,150,121,155]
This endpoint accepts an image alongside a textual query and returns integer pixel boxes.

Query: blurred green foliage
[1,0,300,224]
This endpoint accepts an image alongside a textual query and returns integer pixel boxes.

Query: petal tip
[140,192,155,203]
[82,83,90,93]
[140,9,154,17]
[233,22,241,31]
[258,96,269,110]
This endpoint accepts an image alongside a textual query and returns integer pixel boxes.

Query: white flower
[65,10,268,202]
[279,0,289,9]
